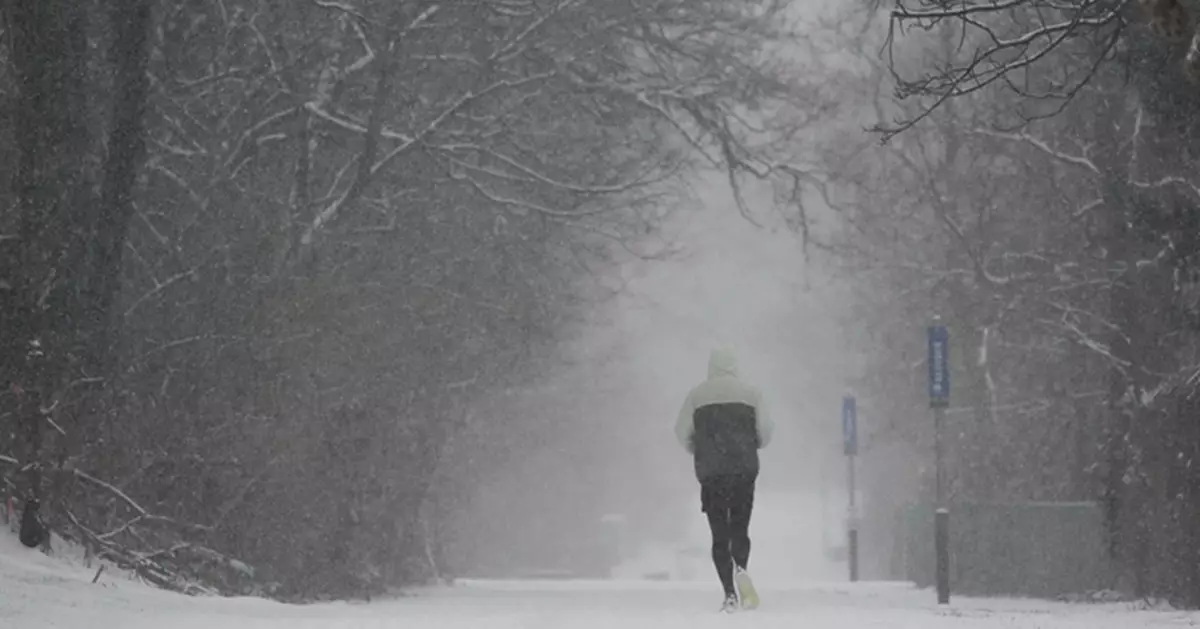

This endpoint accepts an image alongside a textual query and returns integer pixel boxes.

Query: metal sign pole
[843,393,858,583]
[927,317,951,605]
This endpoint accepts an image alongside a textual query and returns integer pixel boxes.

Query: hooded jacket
[675,348,774,481]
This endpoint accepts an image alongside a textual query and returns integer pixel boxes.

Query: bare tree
[834,1,1200,603]
[872,0,1200,138]
[3,0,824,600]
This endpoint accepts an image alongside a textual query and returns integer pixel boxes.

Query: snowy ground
[4,533,1200,629]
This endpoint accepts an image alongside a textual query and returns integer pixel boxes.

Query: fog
[425,0,875,587]
[450,170,860,583]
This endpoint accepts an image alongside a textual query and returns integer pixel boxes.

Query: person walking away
[675,347,774,612]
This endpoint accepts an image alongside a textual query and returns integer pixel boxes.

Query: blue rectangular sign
[928,324,950,407]
[842,395,857,457]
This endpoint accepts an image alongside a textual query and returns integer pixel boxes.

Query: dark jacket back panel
[692,402,760,481]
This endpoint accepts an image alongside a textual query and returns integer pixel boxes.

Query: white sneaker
[720,593,739,613]
[734,567,759,610]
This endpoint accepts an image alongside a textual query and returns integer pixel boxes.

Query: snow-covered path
[4,535,1199,629]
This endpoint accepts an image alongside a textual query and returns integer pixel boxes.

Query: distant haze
[450,170,858,582]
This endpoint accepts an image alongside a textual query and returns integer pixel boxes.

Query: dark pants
[700,474,755,597]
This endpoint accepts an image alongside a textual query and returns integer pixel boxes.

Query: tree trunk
[88,0,154,361]
[2,0,154,546]
[3,0,90,543]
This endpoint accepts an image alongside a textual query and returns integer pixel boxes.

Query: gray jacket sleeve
[754,389,774,449]
[674,390,695,453]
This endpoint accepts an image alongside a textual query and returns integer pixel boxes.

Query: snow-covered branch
[450,170,612,218]
[437,142,666,194]
[311,1,369,27]
[301,70,558,245]
[74,468,213,532]
[1038,315,1132,369]
[74,469,149,516]
[878,0,1127,139]
[892,0,1035,20]
[122,265,202,318]
[972,128,1101,174]
[1129,175,1200,199]
[303,102,414,143]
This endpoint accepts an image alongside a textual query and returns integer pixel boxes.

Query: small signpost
[843,394,858,458]
[928,322,950,407]
[927,317,951,605]
[842,393,858,583]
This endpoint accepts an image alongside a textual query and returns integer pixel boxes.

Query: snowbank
[5,524,1200,628]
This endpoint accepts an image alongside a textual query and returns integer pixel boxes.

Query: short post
[935,506,949,603]
[927,317,951,605]
[842,393,859,583]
